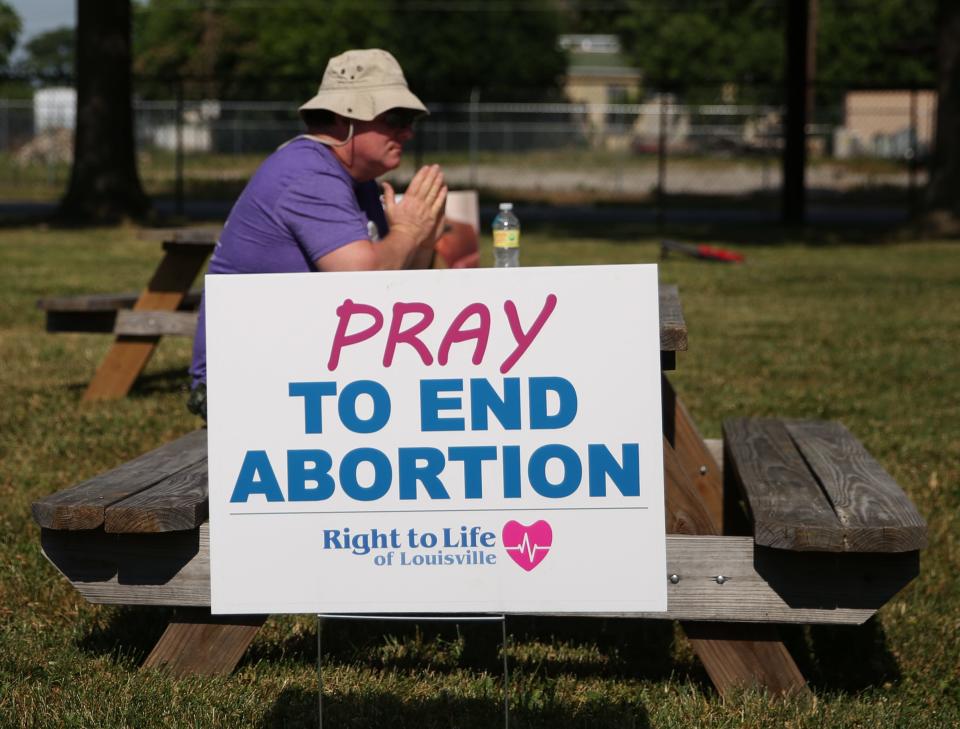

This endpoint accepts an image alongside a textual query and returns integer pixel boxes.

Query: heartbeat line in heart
[504,533,550,561]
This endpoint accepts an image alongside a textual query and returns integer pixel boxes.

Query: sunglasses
[380,108,423,130]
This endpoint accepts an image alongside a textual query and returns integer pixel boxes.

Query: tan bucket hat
[299,49,427,121]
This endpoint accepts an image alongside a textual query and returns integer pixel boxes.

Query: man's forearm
[375,228,427,270]
[407,243,436,270]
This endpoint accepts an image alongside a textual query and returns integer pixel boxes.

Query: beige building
[834,90,936,159]
[560,35,643,148]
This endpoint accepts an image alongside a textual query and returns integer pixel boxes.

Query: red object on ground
[661,239,745,263]
[696,244,745,263]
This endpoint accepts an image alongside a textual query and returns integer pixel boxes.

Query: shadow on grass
[77,605,175,668]
[74,608,898,700]
[498,617,682,682]
[244,616,686,684]
[508,188,931,247]
[129,367,192,397]
[260,680,651,729]
[525,215,913,248]
[0,187,934,246]
[780,617,903,692]
[62,367,191,400]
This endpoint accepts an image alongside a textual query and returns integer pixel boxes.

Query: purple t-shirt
[190,137,388,386]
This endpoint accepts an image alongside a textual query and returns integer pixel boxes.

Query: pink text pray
[327,294,558,374]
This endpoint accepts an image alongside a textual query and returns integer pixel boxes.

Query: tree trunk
[924,0,960,233]
[59,0,150,222]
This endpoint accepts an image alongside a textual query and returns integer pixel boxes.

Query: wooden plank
[40,527,918,624]
[724,417,845,551]
[41,291,202,334]
[658,284,688,352]
[46,310,119,334]
[41,525,212,605]
[664,432,808,696]
[38,291,142,312]
[785,420,928,552]
[81,336,163,401]
[31,429,207,530]
[38,290,202,313]
[142,608,264,677]
[704,439,723,470]
[82,247,211,401]
[664,436,719,535]
[682,622,808,696]
[662,376,724,529]
[40,291,202,334]
[163,239,217,254]
[140,226,221,244]
[105,458,208,533]
[114,310,199,337]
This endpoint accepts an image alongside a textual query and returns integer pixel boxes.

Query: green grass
[1,223,958,727]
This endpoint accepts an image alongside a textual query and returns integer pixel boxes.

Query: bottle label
[493,230,520,249]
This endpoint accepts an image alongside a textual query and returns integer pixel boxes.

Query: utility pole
[782,0,813,225]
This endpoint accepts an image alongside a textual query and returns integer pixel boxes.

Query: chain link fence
[0,81,937,220]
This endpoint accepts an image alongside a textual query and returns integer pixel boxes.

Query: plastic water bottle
[492,202,520,268]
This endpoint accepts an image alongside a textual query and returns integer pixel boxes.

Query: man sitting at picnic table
[188,49,447,419]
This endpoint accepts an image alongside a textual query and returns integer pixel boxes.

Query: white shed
[34,87,76,132]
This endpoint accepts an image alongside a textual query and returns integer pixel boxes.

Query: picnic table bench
[31,286,926,697]
[37,227,219,402]
[38,290,202,335]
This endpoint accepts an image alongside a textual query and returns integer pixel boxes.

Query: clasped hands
[382,164,447,251]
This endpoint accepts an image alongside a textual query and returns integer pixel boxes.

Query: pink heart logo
[502,520,553,571]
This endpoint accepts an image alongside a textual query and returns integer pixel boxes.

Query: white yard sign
[206,264,667,614]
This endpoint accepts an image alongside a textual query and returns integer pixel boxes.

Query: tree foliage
[18,27,74,80]
[816,0,936,87]
[0,0,21,70]
[615,0,785,93]
[613,0,935,99]
[133,0,566,102]
[391,1,566,102]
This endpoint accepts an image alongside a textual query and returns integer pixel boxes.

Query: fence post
[909,86,918,216]
[469,87,479,188]
[175,77,184,216]
[657,91,668,229]
[0,98,7,153]
[782,0,810,225]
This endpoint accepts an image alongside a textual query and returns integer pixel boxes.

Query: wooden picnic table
[36,227,220,402]
[31,285,926,696]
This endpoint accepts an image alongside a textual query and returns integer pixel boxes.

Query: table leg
[142,608,266,677]
[662,376,809,697]
[682,622,809,697]
[662,373,724,530]
[83,248,210,401]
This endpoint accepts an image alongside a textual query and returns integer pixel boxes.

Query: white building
[34,87,76,132]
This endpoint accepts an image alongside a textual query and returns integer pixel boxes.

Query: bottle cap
[498,202,513,211]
